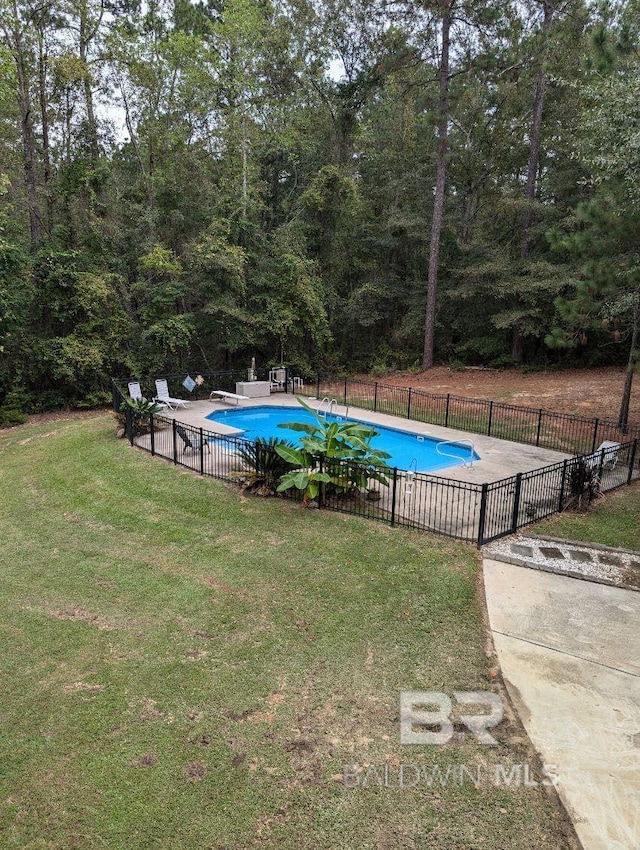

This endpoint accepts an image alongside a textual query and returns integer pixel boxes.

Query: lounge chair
[155,378,191,409]
[176,424,210,454]
[585,441,620,470]
[128,381,168,409]
[128,381,143,401]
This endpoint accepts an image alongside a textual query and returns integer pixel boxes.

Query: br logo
[400,691,504,746]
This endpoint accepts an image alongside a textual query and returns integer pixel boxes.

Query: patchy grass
[530,481,640,551]
[0,416,576,849]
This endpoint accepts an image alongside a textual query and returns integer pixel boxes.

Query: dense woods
[0,0,639,417]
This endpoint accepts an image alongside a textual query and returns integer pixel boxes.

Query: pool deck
[154,394,571,483]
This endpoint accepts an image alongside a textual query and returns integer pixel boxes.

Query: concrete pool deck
[155,394,571,483]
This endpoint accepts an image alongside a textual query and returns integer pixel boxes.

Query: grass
[0,415,576,849]
[530,480,640,551]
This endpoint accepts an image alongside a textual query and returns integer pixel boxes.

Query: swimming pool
[205,405,479,473]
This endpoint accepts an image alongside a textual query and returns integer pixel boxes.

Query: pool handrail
[435,438,475,469]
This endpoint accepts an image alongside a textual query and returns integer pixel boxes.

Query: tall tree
[548,3,640,427]
[1,0,43,249]
[422,0,451,369]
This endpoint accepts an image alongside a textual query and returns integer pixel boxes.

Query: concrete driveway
[483,557,640,850]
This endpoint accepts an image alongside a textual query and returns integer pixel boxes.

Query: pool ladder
[317,397,338,420]
[435,439,475,469]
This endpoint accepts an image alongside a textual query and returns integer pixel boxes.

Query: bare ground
[366,366,639,422]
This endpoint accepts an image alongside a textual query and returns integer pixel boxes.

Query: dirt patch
[129,753,158,768]
[61,682,104,694]
[366,366,639,422]
[28,409,109,426]
[136,698,174,724]
[48,605,116,630]
[183,761,207,781]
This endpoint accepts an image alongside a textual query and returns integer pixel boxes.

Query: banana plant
[274,398,391,500]
[275,445,332,502]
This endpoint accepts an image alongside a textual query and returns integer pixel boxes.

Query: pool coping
[155,395,572,484]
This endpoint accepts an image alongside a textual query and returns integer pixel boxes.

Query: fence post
[126,405,134,446]
[407,388,412,420]
[591,418,599,454]
[445,394,450,428]
[344,377,348,406]
[628,439,638,484]
[487,401,494,437]
[374,382,378,413]
[111,378,121,412]
[172,419,177,465]
[558,459,568,512]
[199,427,204,475]
[511,473,522,533]
[390,467,398,527]
[150,412,155,456]
[316,374,321,399]
[535,409,543,447]
[477,483,489,546]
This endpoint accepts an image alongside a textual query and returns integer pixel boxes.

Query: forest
[0,0,639,417]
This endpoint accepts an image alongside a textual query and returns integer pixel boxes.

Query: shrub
[236,437,298,495]
[0,387,30,427]
[564,458,600,512]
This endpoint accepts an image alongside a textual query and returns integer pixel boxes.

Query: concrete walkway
[482,550,640,849]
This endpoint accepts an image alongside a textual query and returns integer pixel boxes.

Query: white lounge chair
[128,381,143,401]
[128,381,168,409]
[154,378,191,410]
[585,441,620,470]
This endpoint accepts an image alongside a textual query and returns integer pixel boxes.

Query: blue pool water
[205,405,479,473]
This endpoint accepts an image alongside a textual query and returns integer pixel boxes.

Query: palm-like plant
[237,436,298,495]
[274,398,391,502]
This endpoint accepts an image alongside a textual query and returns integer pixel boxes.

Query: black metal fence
[311,377,640,455]
[121,402,639,547]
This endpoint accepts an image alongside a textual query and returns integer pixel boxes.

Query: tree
[547,3,640,427]
[1,0,44,249]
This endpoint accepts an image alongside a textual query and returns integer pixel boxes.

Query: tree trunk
[511,325,524,363]
[6,2,43,250]
[79,0,100,164]
[37,27,52,236]
[515,0,555,363]
[422,2,451,370]
[618,299,639,430]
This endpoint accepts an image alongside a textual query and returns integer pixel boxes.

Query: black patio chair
[176,424,210,454]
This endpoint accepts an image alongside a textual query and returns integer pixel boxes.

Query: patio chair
[128,381,143,401]
[269,368,286,391]
[128,381,168,409]
[585,440,620,470]
[176,424,210,454]
[155,378,191,409]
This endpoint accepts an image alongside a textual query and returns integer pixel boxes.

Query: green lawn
[530,480,640,550]
[0,416,575,849]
